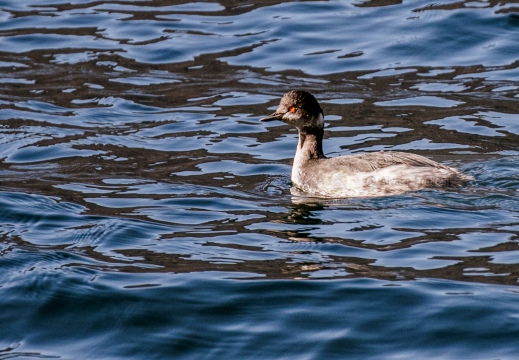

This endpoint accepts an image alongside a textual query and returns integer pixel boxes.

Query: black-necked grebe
[260,90,472,198]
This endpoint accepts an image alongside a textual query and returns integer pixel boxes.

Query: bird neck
[296,126,326,161]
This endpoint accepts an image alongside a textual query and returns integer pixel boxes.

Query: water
[1,0,519,358]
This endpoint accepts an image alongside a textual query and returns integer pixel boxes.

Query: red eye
[288,106,297,113]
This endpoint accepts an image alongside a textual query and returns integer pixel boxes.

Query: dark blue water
[1,0,519,358]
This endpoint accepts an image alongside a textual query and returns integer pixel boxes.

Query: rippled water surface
[2,0,519,358]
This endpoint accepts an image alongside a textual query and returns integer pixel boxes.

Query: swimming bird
[260,90,471,198]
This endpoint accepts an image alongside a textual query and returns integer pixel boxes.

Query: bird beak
[260,112,284,122]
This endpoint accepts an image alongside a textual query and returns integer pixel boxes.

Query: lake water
[1,0,519,358]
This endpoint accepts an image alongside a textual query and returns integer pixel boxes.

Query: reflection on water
[1,0,519,359]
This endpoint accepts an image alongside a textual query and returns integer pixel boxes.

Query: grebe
[260,90,471,197]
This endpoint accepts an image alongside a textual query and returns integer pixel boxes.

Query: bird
[260,90,472,198]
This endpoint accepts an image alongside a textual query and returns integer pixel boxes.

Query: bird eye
[288,106,297,113]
